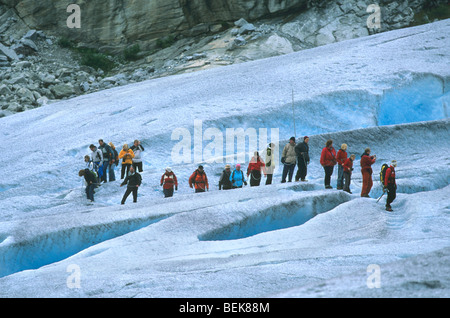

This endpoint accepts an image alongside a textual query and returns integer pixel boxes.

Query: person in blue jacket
[230,164,247,188]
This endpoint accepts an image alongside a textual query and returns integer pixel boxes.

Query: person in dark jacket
[295,136,310,182]
[219,164,232,190]
[120,166,142,204]
[384,160,397,212]
[108,142,118,182]
[98,139,113,183]
[79,168,98,202]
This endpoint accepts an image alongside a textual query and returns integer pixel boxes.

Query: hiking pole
[292,88,296,139]
[376,189,387,203]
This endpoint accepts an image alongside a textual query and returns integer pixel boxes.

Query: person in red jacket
[342,154,356,194]
[160,167,178,198]
[247,151,266,187]
[189,165,209,193]
[360,147,376,197]
[384,160,397,211]
[336,143,348,190]
[320,139,337,189]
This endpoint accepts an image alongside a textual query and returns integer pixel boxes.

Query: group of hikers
[78,139,145,205]
[316,137,397,211]
[77,136,397,212]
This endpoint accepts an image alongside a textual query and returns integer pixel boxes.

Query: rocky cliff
[0,0,309,51]
[0,0,448,117]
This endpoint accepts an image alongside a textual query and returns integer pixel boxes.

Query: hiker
[79,168,97,202]
[265,143,275,185]
[118,144,135,179]
[219,164,233,190]
[189,165,209,193]
[336,143,348,190]
[360,147,376,197]
[89,144,103,182]
[247,151,266,187]
[107,142,118,182]
[130,139,145,172]
[384,160,397,211]
[230,163,247,188]
[84,155,94,171]
[320,139,337,189]
[281,137,297,183]
[295,136,310,182]
[343,154,356,194]
[160,167,178,198]
[98,139,113,182]
[120,166,142,204]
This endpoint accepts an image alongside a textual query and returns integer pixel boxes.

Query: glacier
[0,19,449,298]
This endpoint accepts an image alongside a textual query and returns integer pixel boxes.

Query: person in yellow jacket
[118,144,135,179]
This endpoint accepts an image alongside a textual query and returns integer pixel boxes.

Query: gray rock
[7,102,24,112]
[0,43,19,61]
[192,52,207,60]
[38,72,56,86]
[11,39,38,56]
[16,87,35,103]
[51,83,76,98]
[20,39,38,52]
[57,68,73,79]
[0,84,12,95]
[239,23,256,35]
[8,74,28,85]
[76,71,90,83]
[15,60,32,69]
[234,18,249,27]
[36,96,49,106]
[100,76,117,84]
[79,82,90,92]
[0,56,9,66]
[32,91,41,101]
[23,29,39,41]
[234,36,247,46]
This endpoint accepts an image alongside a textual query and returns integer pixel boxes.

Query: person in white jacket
[281,137,296,183]
[89,144,103,182]
[130,139,145,172]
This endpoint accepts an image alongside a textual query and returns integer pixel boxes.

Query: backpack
[94,149,102,162]
[113,149,119,165]
[380,163,389,185]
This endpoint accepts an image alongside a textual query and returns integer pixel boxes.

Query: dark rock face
[1,0,308,50]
